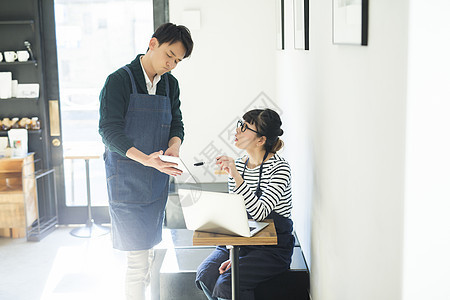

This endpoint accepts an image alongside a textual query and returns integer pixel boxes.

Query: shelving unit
[0,0,58,240]
[26,166,57,241]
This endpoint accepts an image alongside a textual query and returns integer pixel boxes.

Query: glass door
[53,0,154,224]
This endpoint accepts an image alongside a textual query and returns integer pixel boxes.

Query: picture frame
[294,0,309,50]
[332,0,368,46]
[276,0,285,50]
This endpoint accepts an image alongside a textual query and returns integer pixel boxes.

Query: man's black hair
[152,22,194,58]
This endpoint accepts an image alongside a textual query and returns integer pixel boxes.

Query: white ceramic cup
[11,80,18,97]
[0,137,8,150]
[4,51,18,62]
[0,52,3,62]
[17,50,30,62]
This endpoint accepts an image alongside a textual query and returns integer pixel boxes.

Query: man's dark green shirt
[99,55,184,157]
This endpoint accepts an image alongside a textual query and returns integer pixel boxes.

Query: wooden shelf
[0,20,34,25]
[0,172,22,179]
[0,60,37,66]
[0,130,41,136]
[0,186,22,194]
[0,97,39,101]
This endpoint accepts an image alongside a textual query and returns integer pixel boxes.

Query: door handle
[52,138,61,147]
[49,100,61,136]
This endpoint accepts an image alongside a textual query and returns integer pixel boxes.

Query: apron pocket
[108,160,168,204]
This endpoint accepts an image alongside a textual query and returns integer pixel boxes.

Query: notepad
[159,155,197,184]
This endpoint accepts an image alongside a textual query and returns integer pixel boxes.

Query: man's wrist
[126,147,148,166]
[168,136,182,148]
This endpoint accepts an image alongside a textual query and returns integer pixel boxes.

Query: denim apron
[104,66,172,251]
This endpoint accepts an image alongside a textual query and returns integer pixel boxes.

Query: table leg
[70,159,75,205]
[70,159,109,238]
[85,159,93,225]
[230,245,240,300]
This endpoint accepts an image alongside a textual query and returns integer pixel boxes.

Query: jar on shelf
[31,117,40,130]
[18,117,32,129]
[1,118,12,131]
[11,117,20,129]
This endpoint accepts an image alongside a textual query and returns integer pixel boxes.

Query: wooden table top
[64,154,101,160]
[64,149,102,160]
[63,143,103,160]
[193,219,277,246]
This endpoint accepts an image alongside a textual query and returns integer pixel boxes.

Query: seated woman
[195,108,294,300]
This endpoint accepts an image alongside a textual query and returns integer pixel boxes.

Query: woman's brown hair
[242,108,284,153]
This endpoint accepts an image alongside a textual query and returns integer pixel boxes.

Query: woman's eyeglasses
[237,120,260,135]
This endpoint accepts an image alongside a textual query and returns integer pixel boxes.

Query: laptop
[178,189,269,237]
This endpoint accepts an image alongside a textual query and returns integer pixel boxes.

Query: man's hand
[143,151,183,176]
[164,144,180,157]
[126,147,182,176]
[165,136,182,157]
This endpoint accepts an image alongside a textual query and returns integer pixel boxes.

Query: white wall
[278,0,408,299]
[403,1,450,299]
[169,0,278,183]
[276,0,314,271]
[168,1,450,299]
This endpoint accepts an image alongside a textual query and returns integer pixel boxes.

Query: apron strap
[164,74,170,97]
[122,65,170,97]
[241,151,269,198]
[122,66,138,94]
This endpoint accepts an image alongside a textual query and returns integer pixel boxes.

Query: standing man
[99,23,193,299]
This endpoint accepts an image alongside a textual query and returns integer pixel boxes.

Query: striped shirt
[228,153,293,221]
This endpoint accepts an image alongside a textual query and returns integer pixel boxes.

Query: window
[55,0,153,206]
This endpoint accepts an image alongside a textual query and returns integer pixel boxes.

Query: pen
[194,158,219,166]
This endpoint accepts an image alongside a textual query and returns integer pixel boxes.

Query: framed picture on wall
[276,0,285,50]
[332,0,368,45]
[294,0,309,50]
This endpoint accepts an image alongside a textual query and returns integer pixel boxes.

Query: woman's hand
[216,156,243,186]
[216,156,238,177]
[219,259,231,274]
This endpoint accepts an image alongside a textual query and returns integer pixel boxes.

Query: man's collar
[139,55,161,89]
